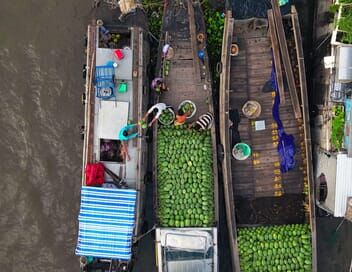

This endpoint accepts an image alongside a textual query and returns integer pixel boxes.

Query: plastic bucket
[232,143,251,160]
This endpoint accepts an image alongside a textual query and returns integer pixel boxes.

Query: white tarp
[160,229,213,252]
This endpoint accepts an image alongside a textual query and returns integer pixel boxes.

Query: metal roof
[335,154,352,217]
[76,186,137,260]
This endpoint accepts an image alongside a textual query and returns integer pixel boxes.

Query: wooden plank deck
[271,0,301,119]
[229,19,305,198]
[158,2,211,120]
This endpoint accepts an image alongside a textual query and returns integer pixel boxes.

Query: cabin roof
[76,186,137,260]
[335,154,352,217]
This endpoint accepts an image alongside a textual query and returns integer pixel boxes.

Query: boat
[219,2,317,271]
[311,0,352,221]
[75,2,150,271]
[152,0,218,271]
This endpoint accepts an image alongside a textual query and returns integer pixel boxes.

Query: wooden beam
[219,11,242,272]
[82,22,97,185]
[187,0,201,83]
[291,5,317,272]
[271,0,301,119]
[268,9,286,105]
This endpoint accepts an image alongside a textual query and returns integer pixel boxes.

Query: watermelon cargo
[152,1,219,271]
[219,3,317,272]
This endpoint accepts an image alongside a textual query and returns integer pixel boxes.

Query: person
[118,123,139,141]
[118,123,140,162]
[191,112,214,131]
[151,77,168,93]
[162,44,170,58]
[174,108,191,126]
[120,141,131,161]
[142,103,167,127]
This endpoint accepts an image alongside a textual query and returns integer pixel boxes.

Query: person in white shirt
[142,103,167,127]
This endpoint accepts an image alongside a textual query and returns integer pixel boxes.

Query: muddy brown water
[0,1,90,270]
[1,1,351,272]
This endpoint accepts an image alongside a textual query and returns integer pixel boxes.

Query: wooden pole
[268,9,286,105]
[291,5,317,272]
[271,0,301,119]
[219,11,242,272]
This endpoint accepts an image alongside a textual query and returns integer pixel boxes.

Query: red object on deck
[114,49,124,60]
[85,163,105,186]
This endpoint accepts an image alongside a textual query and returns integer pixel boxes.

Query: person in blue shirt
[119,123,139,141]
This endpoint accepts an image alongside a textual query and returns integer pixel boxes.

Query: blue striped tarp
[75,186,137,260]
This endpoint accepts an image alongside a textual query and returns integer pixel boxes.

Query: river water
[1,1,351,272]
[0,1,91,270]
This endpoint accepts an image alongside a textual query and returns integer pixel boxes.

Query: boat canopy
[76,186,137,260]
[156,228,217,272]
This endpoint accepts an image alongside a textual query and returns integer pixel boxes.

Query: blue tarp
[75,186,137,260]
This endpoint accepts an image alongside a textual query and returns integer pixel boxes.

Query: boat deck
[93,45,138,187]
[153,1,218,271]
[229,19,306,198]
[157,1,212,119]
[83,21,149,190]
[220,7,317,271]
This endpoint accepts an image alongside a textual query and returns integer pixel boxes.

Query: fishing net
[271,55,296,173]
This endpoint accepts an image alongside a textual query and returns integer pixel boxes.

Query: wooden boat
[219,4,317,272]
[76,3,150,271]
[152,1,218,271]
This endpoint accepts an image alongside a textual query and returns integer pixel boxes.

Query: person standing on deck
[118,123,141,161]
[119,123,139,141]
[142,103,167,127]
[190,112,214,131]
[151,77,169,93]
[174,108,191,126]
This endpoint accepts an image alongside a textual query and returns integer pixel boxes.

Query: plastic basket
[178,100,197,119]
[95,64,116,99]
[158,107,175,126]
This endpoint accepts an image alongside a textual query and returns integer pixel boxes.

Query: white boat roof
[316,151,352,217]
[159,229,214,251]
[93,28,138,189]
[335,154,352,217]
[156,228,218,272]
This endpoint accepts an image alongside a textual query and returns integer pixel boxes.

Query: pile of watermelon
[157,125,214,227]
[238,224,312,272]
[159,109,175,125]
